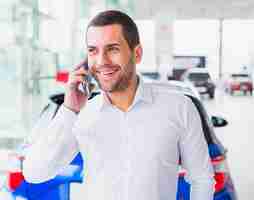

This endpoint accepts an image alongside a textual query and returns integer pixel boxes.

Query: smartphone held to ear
[78,60,95,97]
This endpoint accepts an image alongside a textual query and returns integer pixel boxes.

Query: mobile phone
[78,60,94,97]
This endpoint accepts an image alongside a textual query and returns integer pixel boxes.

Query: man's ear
[134,44,143,64]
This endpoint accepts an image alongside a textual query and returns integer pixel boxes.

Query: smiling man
[23,10,214,200]
[86,14,142,111]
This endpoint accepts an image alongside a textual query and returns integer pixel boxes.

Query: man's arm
[23,106,79,183]
[23,60,90,183]
[179,97,214,200]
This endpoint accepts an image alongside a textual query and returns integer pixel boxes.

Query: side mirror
[211,116,228,127]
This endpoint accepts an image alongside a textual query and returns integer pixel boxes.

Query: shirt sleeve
[23,105,80,183]
[179,96,214,200]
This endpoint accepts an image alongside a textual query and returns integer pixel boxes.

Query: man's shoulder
[75,93,103,129]
[84,92,103,110]
[143,82,193,119]
[144,81,186,100]
[76,93,102,118]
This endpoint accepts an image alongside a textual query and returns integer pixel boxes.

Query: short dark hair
[86,10,140,50]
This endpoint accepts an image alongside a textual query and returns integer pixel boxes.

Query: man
[23,10,214,200]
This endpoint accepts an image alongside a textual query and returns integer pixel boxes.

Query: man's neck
[106,76,139,112]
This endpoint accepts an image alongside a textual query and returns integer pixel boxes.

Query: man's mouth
[98,68,119,80]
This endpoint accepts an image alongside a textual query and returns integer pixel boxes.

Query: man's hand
[63,60,90,113]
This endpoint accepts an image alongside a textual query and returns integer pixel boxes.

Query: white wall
[136,20,157,73]
[173,20,220,79]
[173,19,254,79]
[223,20,254,75]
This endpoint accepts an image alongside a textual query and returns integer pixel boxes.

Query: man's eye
[88,48,96,54]
[108,47,119,52]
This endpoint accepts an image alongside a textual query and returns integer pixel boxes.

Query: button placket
[122,111,133,200]
[116,110,129,200]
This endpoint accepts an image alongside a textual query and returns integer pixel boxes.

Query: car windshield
[188,73,210,81]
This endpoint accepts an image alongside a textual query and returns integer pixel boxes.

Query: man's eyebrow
[106,43,120,47]
[87,43,120,48]
[87,45,96,49]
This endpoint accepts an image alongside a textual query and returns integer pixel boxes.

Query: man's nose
[97,51,110,66]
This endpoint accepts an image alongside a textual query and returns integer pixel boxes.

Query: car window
[188,73,210,81]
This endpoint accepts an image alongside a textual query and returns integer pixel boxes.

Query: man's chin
[101,88,113,93]
[98,80,117,92]
[99,79,129,93]
[101,85,124,93]
[99,84,114,93]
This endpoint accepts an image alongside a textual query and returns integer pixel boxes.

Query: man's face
[86,24,140,93]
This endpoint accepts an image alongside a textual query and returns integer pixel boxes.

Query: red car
[225,73,253,95]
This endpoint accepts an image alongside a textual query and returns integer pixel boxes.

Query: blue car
[11,153,83,200]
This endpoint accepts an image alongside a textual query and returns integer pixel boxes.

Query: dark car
[224,73,253,95]
[180,68,216,99]
[6,82,236,200]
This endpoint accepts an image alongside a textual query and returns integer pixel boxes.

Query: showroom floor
[204,89,254,200]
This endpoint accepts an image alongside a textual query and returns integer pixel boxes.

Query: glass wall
[0,0,136,149]
[1,0,254,150]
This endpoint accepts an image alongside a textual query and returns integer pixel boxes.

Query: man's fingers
[68,74,86,84]
[67,60,90,91]
[68,68,88,83]
[73,60,88,71]
[67,76,85,92]
[74,69,88,76]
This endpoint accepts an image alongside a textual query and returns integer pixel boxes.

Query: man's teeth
[101,70,116,75]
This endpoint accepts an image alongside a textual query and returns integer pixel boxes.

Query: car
[141,74,201,100]
[180,68,216,99]
[224,73,253,95]
[158,81,236,200]
[140,72,160,80]
[167,80,201,100]
[4,81,236,200]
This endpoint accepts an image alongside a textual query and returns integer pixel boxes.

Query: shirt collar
[98,75,153,111]
[132,75,153,105]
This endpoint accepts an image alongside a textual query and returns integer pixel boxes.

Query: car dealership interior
[0,0,254,199]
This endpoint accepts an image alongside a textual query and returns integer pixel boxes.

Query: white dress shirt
[23,78,214,200]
